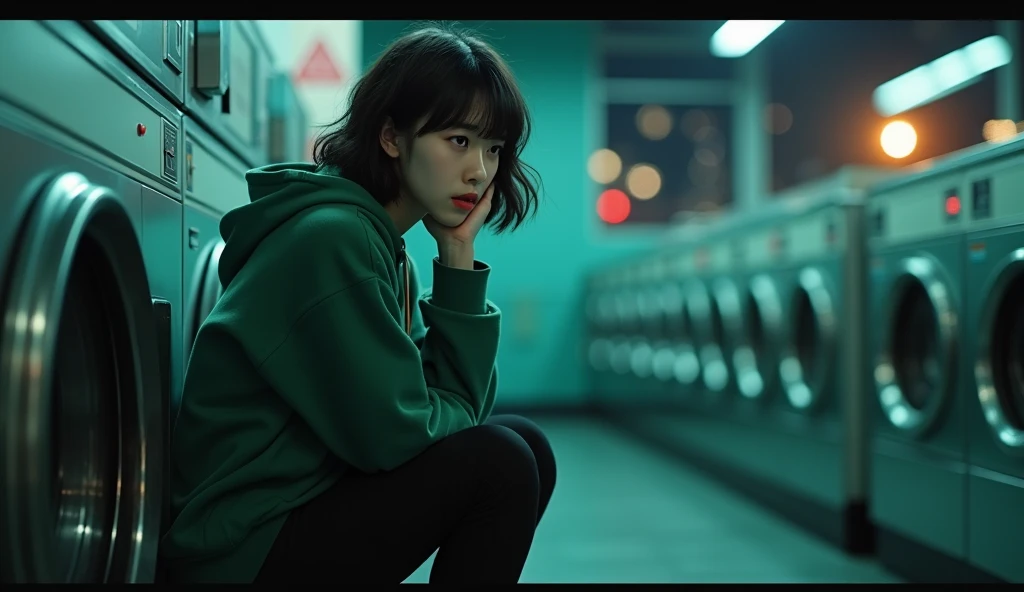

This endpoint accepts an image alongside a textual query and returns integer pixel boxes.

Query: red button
[137,123,146,136]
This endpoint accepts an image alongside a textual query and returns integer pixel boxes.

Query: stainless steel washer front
[0,121,165,584]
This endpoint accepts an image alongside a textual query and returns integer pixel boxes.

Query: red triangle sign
[294,40,344,85]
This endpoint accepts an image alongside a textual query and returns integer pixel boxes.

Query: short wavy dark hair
[312,21,542,234]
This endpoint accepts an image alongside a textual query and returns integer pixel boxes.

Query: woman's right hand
[423,184,494,269]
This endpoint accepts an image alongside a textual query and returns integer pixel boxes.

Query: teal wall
[363,20,660,407]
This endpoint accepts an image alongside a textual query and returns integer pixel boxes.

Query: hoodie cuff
[430,258,490,315]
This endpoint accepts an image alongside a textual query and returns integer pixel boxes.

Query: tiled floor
[403,415,901,584]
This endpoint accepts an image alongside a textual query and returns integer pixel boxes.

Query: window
[598,51,741,223]
[598,103,734,225]
[595,41,737,227]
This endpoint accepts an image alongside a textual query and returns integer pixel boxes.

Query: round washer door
[976,248,1024,453]
[1,172,165,583]
[711,276,743,392]
[188,238,225,350]
[585,291,610,373]
[665,282,700,386]
[736,273,784,401]
[686,280,728,393]
[874,256,957,437]
[779,267,837,412]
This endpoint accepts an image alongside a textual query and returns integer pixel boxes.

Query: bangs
[414,72,525,144]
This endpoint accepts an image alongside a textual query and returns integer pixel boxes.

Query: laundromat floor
[403,414,902,584]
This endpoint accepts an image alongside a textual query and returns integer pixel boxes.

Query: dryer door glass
[709,294,726,355]
[781,268,836,411]
[746,291,765,358]
[742,276,782,400]
[736,289,767,398]
[680,293,696,348]
[991,271,1024,430]
[1,172,163,583]
[668,285,699,385]
[794,288,818,382]
[876,257,956,435]
[892,279,941,410]
[585,291,608,373]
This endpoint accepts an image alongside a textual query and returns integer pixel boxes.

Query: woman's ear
[379,117,401,159]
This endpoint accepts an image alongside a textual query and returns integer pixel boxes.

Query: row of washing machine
[585,137,1024,583]
[0,21,308,582]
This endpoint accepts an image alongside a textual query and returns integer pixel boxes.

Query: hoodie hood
[218,163,402,287]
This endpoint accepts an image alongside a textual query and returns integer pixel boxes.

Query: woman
[159,22,556,584]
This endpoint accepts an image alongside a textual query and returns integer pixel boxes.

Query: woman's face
[383,111,504,227]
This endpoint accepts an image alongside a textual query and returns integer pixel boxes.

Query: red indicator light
[945,195,961,216]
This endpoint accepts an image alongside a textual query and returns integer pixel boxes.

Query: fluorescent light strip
[709,20,786,58]
[873,35,1013,117]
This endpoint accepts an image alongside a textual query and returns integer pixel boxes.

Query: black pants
[255,414,557,584]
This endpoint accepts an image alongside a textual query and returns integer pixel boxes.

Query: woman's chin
[431,207,470,228]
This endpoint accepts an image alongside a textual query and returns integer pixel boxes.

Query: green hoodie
[159,163,500,583]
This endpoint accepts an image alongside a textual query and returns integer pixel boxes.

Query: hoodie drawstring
[401,241,411,336]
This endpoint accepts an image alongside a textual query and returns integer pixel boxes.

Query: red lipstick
[452,193,478,211]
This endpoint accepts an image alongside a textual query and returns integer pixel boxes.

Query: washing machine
[613,169,893,554]
[82,20,188,109]
[590,249,694,415]
[267,72,309,163]
[962,136,1024,583]
[587,262,629,409]
[180,116,251,405]
[184,20,273,169]
[866,151,971,581]
[716,211,789,424]
[597,259,655,410]
[0,20,179,582]
[665,211,789,427]
[655,236,714,411]
[646,251,695,403]
[653,241,704,410]
[753,171,888,554]
[608,241,706,413]
[629,255,679,409]
[692,233,735,415]
[585,270,613,400]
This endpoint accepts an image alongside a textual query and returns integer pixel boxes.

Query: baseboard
[876,526,1007,584]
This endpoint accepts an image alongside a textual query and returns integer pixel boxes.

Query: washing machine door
[874,256,958,437]
[666,282,700,386]
[586,289,617,374]
[736,274,784,400]
[609,289,636,376]
[585,291,606,372]
[975,249,1024,451]
[711,277,742,389]
[188,237,225,349]
[630,286,659,379]
[687,279,727,394]
[779,267,837,411]
[1,172,165,583]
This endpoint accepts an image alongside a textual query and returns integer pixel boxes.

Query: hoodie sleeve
[255,223,500,474]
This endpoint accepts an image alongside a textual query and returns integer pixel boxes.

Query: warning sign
[294,40,344,85]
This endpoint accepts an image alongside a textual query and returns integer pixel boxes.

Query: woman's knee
[484,415,556,488]
[461,424,540,495]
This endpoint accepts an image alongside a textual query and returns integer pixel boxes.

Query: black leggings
[255,414,557,584]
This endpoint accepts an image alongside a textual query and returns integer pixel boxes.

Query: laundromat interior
[1,19,1022,584]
